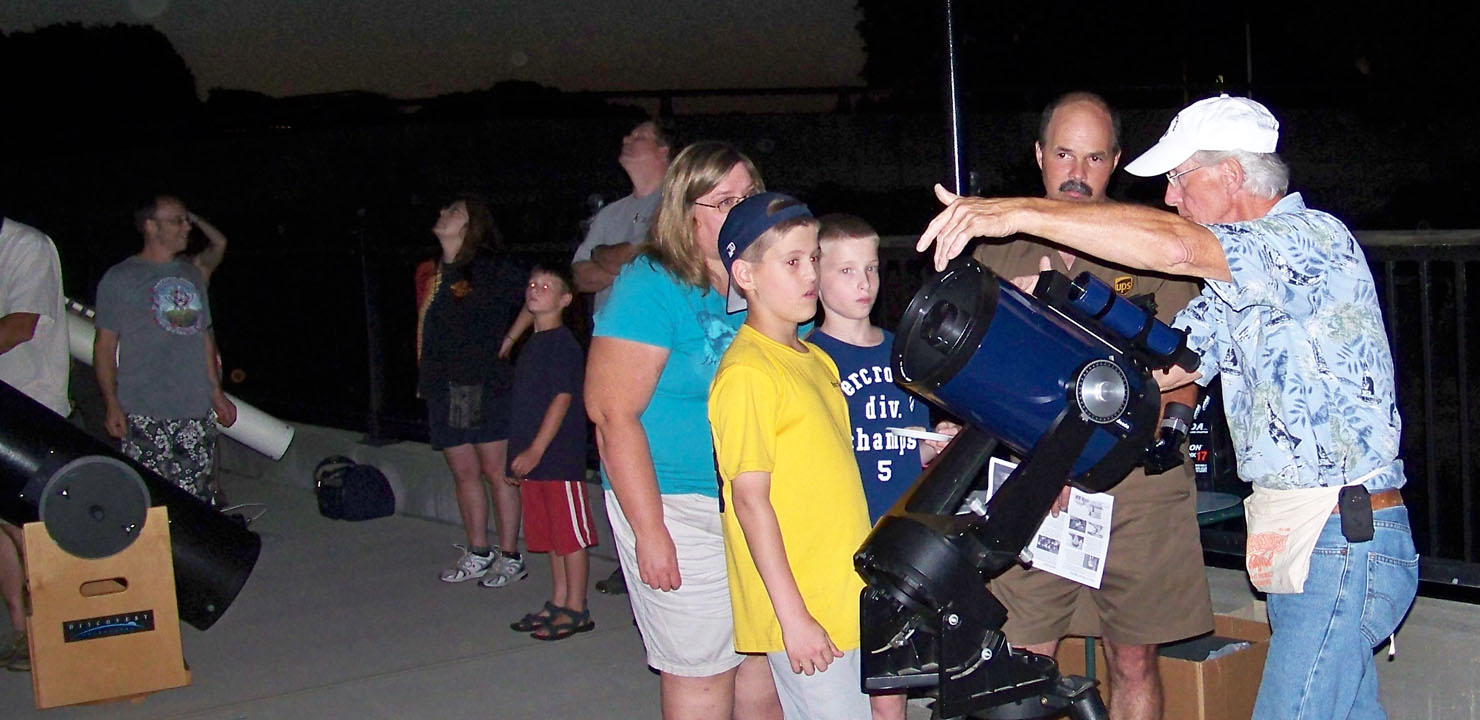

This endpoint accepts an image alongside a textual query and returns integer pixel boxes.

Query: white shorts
[767,647,871,720]
[606,490,747,677]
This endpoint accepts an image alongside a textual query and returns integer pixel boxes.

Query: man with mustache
[921,93,1416,720]
[969,92,1213,720]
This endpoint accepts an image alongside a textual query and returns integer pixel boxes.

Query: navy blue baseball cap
[717,192,812,313]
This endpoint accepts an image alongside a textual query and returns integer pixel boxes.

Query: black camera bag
[314,456,395,521]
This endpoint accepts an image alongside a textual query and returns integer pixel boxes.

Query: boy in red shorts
[506,266,597,640]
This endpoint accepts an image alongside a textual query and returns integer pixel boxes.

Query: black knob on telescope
[1143,402,1195,476]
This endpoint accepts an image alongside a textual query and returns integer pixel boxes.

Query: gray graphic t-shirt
[95,257,214,419]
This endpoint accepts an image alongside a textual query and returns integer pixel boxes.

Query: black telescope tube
[0,380,261,630]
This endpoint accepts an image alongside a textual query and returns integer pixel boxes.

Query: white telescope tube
[65,301,295,460]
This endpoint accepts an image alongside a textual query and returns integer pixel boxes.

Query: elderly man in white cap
[917,95,1417,720]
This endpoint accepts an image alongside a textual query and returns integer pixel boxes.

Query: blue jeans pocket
[1360,547,1418,646]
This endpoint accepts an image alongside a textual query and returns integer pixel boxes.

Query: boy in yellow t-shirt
[707,192,873,719]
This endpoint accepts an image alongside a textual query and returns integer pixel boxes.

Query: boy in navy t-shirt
[505,266,597,641]
[808,214,940,524]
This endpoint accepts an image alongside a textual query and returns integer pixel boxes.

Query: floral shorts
[121,413,219,504]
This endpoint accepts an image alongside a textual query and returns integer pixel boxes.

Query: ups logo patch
[1114,276,1135,295]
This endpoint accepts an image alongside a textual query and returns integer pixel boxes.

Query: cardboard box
[1055,614,1271,720]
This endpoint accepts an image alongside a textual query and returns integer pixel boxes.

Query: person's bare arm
[571,261,614,294]
[586,336,677,590]
[500,308,534,358]
[0,312,39,355]
[1161,381,1199,411]
[918,184,1231,282]
[189,213,229,282]
[93,328,126,438]
[591,242,638,274]
[573,243,639,294]
[1156,365,1203,391]
[203,330,237,427]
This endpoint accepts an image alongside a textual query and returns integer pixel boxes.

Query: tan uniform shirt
[972,234,1215,645]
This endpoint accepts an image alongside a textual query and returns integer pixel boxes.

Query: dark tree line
[0,22,638,160]
[0,23,199,152]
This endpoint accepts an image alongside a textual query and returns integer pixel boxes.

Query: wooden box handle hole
[79,578,128,596]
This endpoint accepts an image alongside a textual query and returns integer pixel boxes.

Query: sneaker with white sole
[440,544,497,583]
[478,553,528,588]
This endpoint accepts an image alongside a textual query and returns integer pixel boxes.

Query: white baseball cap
[1124,94,1280,177]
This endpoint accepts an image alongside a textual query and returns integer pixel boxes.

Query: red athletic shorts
[520,480,599,556]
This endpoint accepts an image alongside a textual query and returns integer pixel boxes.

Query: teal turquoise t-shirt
[594,257,744,497]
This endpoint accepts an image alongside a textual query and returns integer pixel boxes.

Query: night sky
[1,0,865,98]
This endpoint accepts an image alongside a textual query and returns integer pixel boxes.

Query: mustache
[1058,179,1094,197]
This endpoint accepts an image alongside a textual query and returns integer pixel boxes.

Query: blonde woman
[587,142,781,720]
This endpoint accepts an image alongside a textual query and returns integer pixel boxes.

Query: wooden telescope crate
[23,505,190,708]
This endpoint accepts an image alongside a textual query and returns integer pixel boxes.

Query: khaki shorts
[989,468,1214,646]
[606,491,747,677]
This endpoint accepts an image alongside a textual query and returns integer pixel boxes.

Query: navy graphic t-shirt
[809,329,930,522]
[508,326,587,482]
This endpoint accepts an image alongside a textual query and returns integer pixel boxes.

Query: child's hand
[509,447,543,480]
[918,420,959,465]
[922,420,961,457]
[780,614,843,675]
[1048,486,1071,517]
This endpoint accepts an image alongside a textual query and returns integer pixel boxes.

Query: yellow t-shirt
[708,324,871,654]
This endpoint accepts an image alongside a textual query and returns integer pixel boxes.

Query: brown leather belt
[1331,488,1404,514]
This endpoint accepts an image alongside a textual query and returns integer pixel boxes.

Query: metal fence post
[357,208,390,446]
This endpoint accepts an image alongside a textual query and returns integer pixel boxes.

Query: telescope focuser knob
[1143,401,1194,476]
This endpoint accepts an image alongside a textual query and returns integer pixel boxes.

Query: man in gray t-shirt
[570,120,672,597]
[570,119,672,312]
[94,195,237,503]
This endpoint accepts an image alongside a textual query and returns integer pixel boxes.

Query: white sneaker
[440,544,497,583]
[478,554,529,588]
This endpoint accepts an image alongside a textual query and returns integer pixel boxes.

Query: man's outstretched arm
[918,184,1231,282]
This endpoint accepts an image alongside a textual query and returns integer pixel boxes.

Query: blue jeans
[1253,506,1419,720]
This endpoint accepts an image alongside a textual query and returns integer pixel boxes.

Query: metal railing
[1364,232,1479,596]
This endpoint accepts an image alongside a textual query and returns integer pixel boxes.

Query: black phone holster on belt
[1339,485,1375,543]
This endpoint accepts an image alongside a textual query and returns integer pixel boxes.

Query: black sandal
[531,606,594,641]
[510,601,560,632]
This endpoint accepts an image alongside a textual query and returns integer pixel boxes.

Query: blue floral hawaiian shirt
[1174,193,1405,491]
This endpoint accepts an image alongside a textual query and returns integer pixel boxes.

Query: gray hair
[1192,150,1289,198]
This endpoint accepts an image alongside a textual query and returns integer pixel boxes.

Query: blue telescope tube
[894,262,1156,482]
